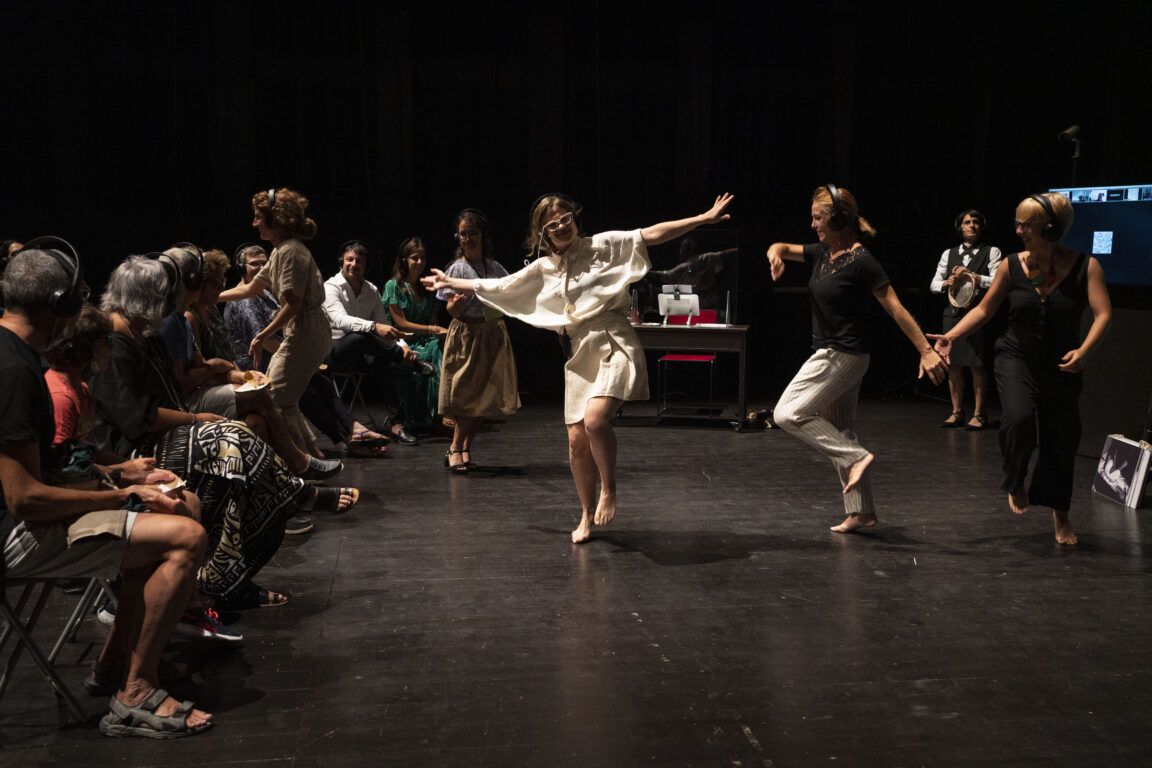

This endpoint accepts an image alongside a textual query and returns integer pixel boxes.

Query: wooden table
[631,323,750,425]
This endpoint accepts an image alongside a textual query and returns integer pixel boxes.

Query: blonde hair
[1015,192,1073,236]
[811,185,878,238]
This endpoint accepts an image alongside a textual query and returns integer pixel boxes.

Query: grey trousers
[774,348,874,518]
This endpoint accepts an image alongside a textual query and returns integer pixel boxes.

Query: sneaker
[299,455,343,481]
[284,514,314,535]
[412,359,435,377]
[175,607,243,643]
[96,600,116,626]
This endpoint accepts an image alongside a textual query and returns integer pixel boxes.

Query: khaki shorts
[187,383,238,419]
[4,509,132,581]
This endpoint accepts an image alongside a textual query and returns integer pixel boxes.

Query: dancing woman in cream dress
[425,192,733,543]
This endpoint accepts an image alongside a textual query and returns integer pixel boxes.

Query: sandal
[444,449,469,474]
[99,687,212,739]
[349,428,388,447]
[311,486,359,513]
[966,413,990,431]
[214,582,289,611]
[941,410,965,428]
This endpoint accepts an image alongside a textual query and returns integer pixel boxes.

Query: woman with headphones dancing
[767,185,947,533]
[931,193,1111,545]
[425,192,733,543]
[434,209,520,474]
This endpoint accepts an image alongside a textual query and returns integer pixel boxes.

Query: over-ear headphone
[1029,194,1064,242]
[59,335,94,369]
[456,208,490,230]
[340,240,368,262]
[954,209,988,237]
[17,236,85,317]
[268,188,277,209]
[168,242,205,290]
[144,252,183,309]
[529,192,580,221]
[825,184,850,231]
[233,242,263,271]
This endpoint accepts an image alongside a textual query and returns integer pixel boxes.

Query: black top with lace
[801,243,891,354]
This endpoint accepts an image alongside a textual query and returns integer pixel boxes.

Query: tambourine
[947,272,979,308]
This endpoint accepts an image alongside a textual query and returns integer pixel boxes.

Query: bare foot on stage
[843,453,874,495]
[1053,510,1078,546]
[1008,490,1029,515]
[593,490,616,526]
[830,515,878,533]
[571,512,592,544]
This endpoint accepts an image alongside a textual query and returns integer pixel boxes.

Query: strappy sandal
[349,428,389,447]
[966,413,990,431]
[99,687,212,739]
[311,486,359,513]
[941,410,965,428]
[444,449,469,474]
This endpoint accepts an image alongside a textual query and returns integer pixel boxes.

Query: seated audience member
[323,240,433,445]
[92,255,358,577]
[382,237,448,432]
[186,247,235,361]
[44,303,242,642]
[160,244,340,480]
[1,242,212,738]
[223,244,388,458]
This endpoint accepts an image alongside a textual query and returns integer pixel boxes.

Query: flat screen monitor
[1048,184,1152,286]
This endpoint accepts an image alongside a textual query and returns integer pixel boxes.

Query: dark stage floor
[4,397,1152,767]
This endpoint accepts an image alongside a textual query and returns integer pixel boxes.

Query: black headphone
[954,209,988,237]
[825,184,850,231]
[529,192,581,221]
[144,251,183,310]
[59,334,94,369]
[17,236,85,317]
[1029,194,1064,242]
[340,240,368,262]
[168,242,205,290]
[233,242,264,271]
[455,208,490,231]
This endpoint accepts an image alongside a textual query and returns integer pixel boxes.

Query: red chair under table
[657,310,718,416]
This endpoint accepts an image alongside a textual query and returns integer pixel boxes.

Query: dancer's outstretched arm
[640,193,734,246]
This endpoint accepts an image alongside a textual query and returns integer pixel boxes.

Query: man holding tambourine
[929,210,1001,430]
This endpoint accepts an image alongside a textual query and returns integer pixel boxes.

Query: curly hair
[252,187,318,241]
[202,248,230,283]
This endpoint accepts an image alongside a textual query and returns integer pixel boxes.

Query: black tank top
[995,251,1089,364]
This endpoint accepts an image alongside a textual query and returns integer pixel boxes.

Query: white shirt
[323,272,390,340]
[930,243,1003,293]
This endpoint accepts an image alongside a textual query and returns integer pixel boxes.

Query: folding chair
[0,563,88,721]
[657,310,719,417]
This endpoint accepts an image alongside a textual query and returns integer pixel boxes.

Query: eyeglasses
[543,212,574,233]
[455,230,480,241]
[1014,220,1036,230]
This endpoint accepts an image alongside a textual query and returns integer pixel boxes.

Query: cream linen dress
[472,230,650,424]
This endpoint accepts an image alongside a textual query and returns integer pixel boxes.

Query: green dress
[381,279,444,428]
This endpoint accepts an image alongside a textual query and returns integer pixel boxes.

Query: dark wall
[4,1,1151,401]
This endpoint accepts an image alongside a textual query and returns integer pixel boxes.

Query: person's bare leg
[1008,489,1029,515]
[567,422,597,543]
[1053,509,1077,545]
[970,365,989,426]
[945,368,966,425]
[585,397,621,526]
[842,452,874,495]
[457,415,483,466]
[239,390,311,473]
[108,513,212,728]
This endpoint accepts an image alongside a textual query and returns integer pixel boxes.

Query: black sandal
[941,410,965,428]
[966,413,990,431]
[311,486,359,513]
[444,449,469,474]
